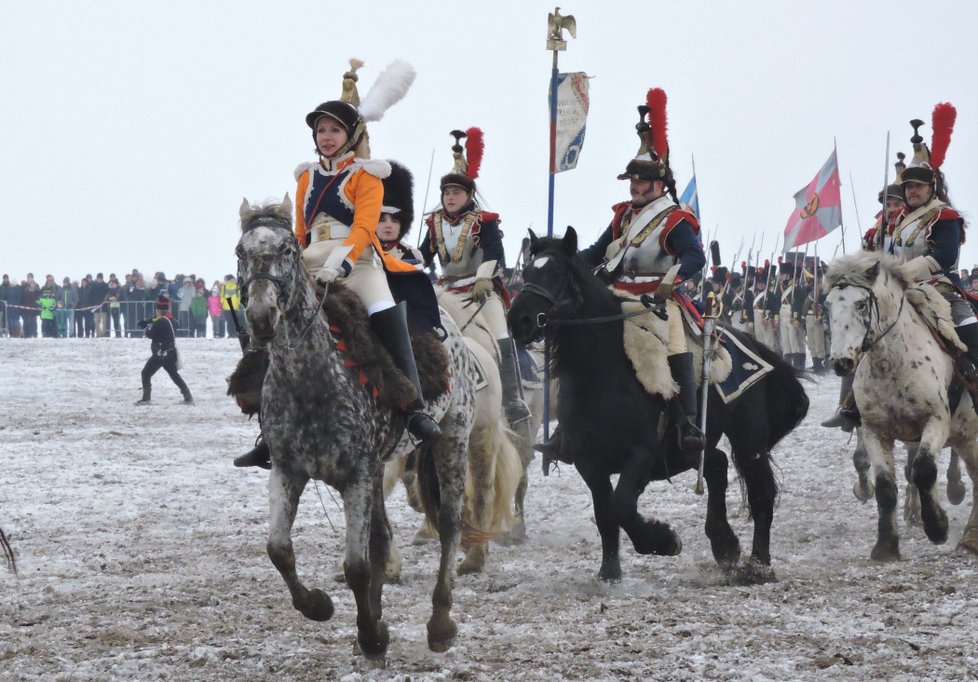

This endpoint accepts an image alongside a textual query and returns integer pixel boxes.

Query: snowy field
[2,337,978,681]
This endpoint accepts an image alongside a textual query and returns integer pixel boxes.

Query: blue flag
[679,175,699,219]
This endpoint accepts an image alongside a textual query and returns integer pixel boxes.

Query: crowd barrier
[0,299,246,339]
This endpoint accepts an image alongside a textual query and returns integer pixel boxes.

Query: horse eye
[235,247,245,259]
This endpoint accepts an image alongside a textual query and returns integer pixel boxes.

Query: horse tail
[1,526,16,575]
[474,422,520,532]
[415,443,442,531]
[730,328,809,448]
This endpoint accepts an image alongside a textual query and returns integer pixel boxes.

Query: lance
[416,147,436,249]
[542,6,577,442]
[875,132,892,252]
[696,241,723,495]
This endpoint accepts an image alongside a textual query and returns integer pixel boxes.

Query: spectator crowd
[0,270,246,339]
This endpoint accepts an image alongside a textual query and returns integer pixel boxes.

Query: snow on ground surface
[2,337,978,681]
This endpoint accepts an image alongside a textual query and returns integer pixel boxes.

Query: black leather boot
[499,337,532,425]
[135,387,151,405]
[533,424,569,475]
[668,352,705,456]
[371,303,441,443]
[234,438,271,469]
[821,371,858,431]
[955,323,978,378]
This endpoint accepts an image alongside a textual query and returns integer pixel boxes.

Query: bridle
[831,279,906,355]
[237,216,327,348]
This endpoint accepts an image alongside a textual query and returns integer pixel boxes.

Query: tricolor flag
[783,150,843,251]
[679,175,699,219]
[550,72,590,173]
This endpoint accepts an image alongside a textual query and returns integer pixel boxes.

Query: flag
[550,72,590,173]
[783,150,843,251]
[679,175,699,219]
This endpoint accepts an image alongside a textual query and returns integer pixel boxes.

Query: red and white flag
[783,150,843,251]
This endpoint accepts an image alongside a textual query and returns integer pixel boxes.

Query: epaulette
[936,207,961,222]
[664,208,700,235]
[353,158,392,179]
[294,162,317,181]
[480,211,500,223]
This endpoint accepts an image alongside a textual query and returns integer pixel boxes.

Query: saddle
[227,284,450,415]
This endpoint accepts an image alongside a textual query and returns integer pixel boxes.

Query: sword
[695,291,718,495]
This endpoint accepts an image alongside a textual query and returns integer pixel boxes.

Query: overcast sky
[4,0,978,284]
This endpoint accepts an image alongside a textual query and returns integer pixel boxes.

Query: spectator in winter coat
[178,278,195,337]
[0,274,9,335]
[54,299,70,337]
[60,277,78,337]
[220,275,244,338]
[89,273,109,336]
[38,289,56,337]
[20,276,41,338]
[105,275,123,337]
[7,280,23,337]
[77,275,94,337]
[189,284,209,337]
[208,282,224,337]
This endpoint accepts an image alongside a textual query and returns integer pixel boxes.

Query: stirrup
[406,410,441,443]
[678,422,705,455]
[506,398,532,426]
[234,440,271,469]
[821,407,860,432]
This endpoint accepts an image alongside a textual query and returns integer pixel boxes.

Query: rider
[376,161,425,266]
[234,59,441,469]
[419,128,531,428]
[826,107,973,429]
[578,90,707,456]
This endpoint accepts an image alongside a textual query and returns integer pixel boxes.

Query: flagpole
[543,8,576,445]
[835,138,847,255]
[691,153,699,224]
[848,172,862,258]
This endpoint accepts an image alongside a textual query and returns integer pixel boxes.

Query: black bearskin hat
[381,161,415,239]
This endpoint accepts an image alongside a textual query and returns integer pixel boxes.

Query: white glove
[471,278,493,303]
[316,263,346,286]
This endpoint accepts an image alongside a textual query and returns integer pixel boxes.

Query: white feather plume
[358,60,416,123]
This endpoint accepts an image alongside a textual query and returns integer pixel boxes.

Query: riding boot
[821,370,859,431]
[533,424,570,475]
[370,302,442,443]
[955,323,978,380]
[498,337,532,426]
[135,387,151,406]
[667,352,706,455]
[234,436,271,469]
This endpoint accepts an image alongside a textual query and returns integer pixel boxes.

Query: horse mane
[532,236,619,309]
[824,251,912,291]
[240,200,293,231]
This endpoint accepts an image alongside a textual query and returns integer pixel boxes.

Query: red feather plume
[929,102,956,171]
[646,88,669,162]
[464,127,484,180]
[764,259,770,267]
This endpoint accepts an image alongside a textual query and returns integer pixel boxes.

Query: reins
[521,273,666,329]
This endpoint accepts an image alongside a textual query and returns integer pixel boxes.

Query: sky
[3,0,978,284]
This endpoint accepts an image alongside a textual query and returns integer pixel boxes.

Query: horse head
[825,252,907,375]
[236,195,302,344]
[507,227,583,345]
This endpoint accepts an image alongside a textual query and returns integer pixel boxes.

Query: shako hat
[305,58,416,159]
[440,127,484,194]
[156,294,170,311]
[381,161,415,239]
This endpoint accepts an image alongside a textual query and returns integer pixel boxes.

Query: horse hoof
[852,481,874,503]
[427,613,457,653]
[725,560,777,586]
[498,519,527,546]
[954,538,978,556]
[922,514,949,545]
[296,589,334,621]
[457,550,486,576]
[870,538,901,562]
[358,621,390,660]
[947,481,967,506]
[598,563,622,583]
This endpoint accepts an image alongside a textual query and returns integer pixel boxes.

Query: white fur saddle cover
[617,295,732,398]
[904,281,967,354]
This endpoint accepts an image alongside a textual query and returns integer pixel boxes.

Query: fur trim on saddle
[226,348,269,416]
[617,295,678,398]
[225,284,451,415]
[905,281,967,353]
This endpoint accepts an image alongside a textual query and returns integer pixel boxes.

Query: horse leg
[341,473,389,660]
[578,465,621,582]
[852,428,875,502]
[458,423,495,576]
[903,443,922,526]
[702,447,741,567]
[266,469,335,621]
[862,430,901,561]
[367,471,391,621]
[952,443,978,555]
[613,446,682,558]
[425,433,466,653]
[727,421,778,578]
[947,449,967,505]
[910,427,950,544]
[501,420,533,545]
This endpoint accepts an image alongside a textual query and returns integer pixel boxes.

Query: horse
[235,196,475,658]
[508,228,809,583]
[383,333,522,575]
[825,251,978,560]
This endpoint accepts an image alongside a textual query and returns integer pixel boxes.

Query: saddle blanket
[713,327,775,404]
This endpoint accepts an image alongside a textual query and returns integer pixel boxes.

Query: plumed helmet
[617,88,673,187]
[440,127,484,194]
[381,161,415,239]
[156,294,170,311]
[899,103,956,204]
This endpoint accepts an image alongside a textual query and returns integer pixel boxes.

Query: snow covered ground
[2,337,978,681]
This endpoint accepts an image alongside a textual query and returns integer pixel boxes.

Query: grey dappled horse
[236,197,475,658]
[826,252,978,560]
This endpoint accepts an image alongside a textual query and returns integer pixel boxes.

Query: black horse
[508,229,808,582]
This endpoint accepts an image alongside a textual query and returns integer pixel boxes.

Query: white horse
[825,251,978,560]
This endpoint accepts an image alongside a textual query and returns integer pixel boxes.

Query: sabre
[696,241,723,495]
[875,132,892,252]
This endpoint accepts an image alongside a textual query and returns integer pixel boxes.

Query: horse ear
[865,261,881,281]
[280,193,293,216]
[562,226,578,255]
[239,198,253,227]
